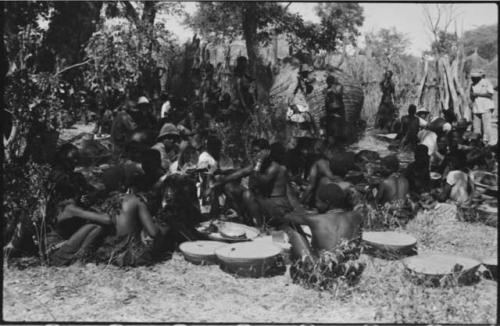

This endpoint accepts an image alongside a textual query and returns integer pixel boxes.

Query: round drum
[179,241,228,265]
[362,231,417,259]
[403,253,481,286]
[215,242,285,278]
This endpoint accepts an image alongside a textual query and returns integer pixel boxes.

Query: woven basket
[269,65,364,141]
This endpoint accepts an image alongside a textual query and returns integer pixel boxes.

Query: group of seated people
[6,94,496,269]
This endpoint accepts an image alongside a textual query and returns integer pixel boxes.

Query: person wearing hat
[151,123,180,170]
[131,96,157,131]
[415,107,430,128]
[470,69,495,145]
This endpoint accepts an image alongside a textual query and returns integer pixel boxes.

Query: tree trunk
[442,56,460,119]
[416,59,428,106]
[241,3,258,78]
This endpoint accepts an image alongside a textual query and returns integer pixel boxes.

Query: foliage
[462,24,498,61]
[430,30,458,56]
[3,161,53,260]
[365,27,411,66]
[290,238,365,291]
[187,2,364,55]
[84,20,181,99]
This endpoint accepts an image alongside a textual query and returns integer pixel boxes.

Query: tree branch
[56,59,90,75]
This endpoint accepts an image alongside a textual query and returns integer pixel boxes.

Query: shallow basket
[403,254,481,287]
[179,241,228,265]
[362,231,417,259]
[215,242,286,278]
[196,221,260,243]
[476,203,498,227]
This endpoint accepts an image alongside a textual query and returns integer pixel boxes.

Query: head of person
[250,138,270,162]
[54,143,80,172]
[448,130,463,151]
[408,104,417,117]
[470,70,484,84]
[416,108,430,120]
[137,96,150,109]
[442,108,457,124]
[157,123,180,149]
[124,98,136,111]
[326,75,337,87]
[206,135,222,160]
[269,142,286,165]
[299,63,311,79]
[380,154,400,176]
[454,118,471,134]
[384,70,393,80]
[178,145,199,169]
[437,134,449,154]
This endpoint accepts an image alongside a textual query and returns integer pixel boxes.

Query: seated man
[301,141,359,213]
[404,144,431,195]
[437,151,472,205]
[152,123,181,170]
[282,206,364,259]
[42,144,112,266]
[398,104,420,149]
[418,128,443,168]
[375,155,409,205]
[210,140,293,227]
[374,155,415,222]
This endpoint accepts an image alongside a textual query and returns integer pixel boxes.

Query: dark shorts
[257,196,293,223]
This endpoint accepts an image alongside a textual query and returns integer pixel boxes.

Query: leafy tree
[365,27,411,65]
[462,24,498,61]
[187,2,364,76]
[430,30,458,56]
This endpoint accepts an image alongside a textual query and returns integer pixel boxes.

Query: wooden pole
[416,59,428,106]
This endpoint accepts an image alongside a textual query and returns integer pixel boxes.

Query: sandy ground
[3,207,497,323]
[3,123,497,323]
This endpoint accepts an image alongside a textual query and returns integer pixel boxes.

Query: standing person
[376,71,396,131]
[322,75,345,146]
[234,56,255,115]
[470,70,495,145]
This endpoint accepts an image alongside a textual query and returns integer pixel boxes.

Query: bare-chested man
[209,139,293,227]
[375,155,410,205]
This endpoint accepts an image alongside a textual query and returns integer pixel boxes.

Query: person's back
[379,174,409,204]
[111,110,137,149]
[446,170,470,204]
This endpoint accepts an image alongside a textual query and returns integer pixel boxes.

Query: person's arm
[212,165,253,188]
[301,163,319,205]
[137,201,160,238]
[437,183,452,202]
[375,182,386,205]
[58,203,112,225]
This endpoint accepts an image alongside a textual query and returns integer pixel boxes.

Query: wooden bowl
[179,241,228,265]
[215,242,285,278]
[403,254,481,286]
[476,203,498,227]
[362,231,417,259]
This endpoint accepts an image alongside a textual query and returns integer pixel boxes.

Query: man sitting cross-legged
[208,139,293,227]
